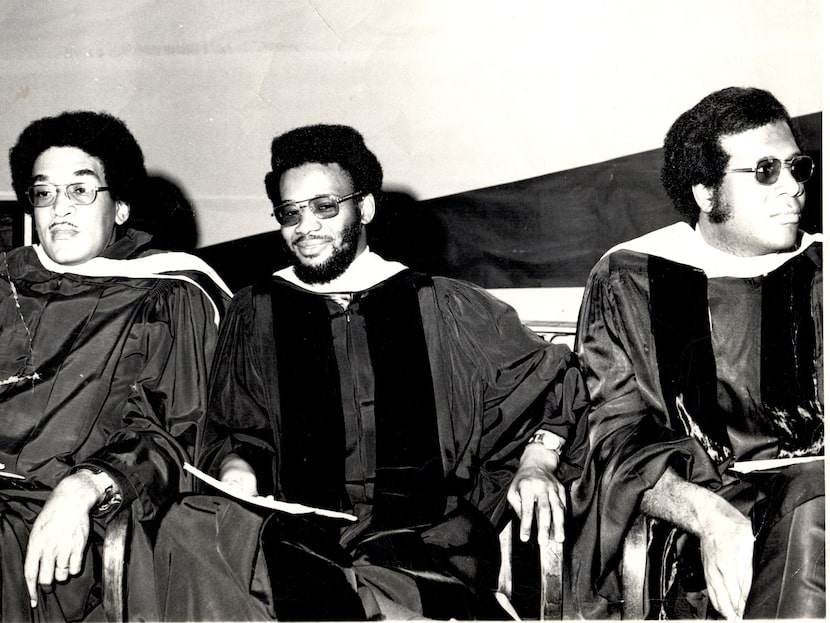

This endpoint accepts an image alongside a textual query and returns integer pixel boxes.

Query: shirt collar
[275,248,408,294]
[607,222,822,278]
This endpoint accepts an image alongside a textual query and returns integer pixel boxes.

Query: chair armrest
[539,537,563,619]
[102,505,132,623]
[621,513,648,619]
[498,521,564,620]
[497,523,514,598]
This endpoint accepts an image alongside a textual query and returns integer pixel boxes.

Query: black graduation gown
[0,230,228,621]
[156,269,588,620]
[569,230,823,618]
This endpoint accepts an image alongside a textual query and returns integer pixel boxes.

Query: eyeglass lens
[756,156,813,185]
[276,196,341,226]
[28,183,102,207]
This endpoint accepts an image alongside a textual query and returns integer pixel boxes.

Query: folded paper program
[183,463,357,521]
[0,463,25,480]
[730,455,824,474]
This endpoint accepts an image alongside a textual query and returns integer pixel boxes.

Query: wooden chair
[621,514,649,619]
[620,515,710,620]
[498,523,564,620]
[102,505,131,622]
[488,286,580,620]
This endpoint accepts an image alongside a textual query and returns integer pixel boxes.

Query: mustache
[49,221,78,231]
[293,234,332,243]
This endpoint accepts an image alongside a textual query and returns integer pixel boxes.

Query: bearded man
[153,124,588,621]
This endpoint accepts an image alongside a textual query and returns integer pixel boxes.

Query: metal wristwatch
[527,430,565,454]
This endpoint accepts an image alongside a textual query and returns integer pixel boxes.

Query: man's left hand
[507,443,566,544]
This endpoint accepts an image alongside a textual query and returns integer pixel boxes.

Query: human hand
[219,454,258,497]
[24,472,98,608]
[699,503,754,621]
[507,443,566,544]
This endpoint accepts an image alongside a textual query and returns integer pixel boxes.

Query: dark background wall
[197,112,821,292]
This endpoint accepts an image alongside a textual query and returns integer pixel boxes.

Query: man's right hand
[219,454,258,497]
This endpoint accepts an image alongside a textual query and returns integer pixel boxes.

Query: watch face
[530,431,563,452]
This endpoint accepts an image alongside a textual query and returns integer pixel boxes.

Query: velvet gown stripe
[760,252,823,454]
[265,272,445,525]
[647,256,728,462]
[360,272,444,529]
[271,283,348,511]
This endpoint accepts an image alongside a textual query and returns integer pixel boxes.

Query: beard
[291,215,363,284]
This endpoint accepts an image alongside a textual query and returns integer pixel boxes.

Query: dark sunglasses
[273,192,363,227]
[727,155,814,186]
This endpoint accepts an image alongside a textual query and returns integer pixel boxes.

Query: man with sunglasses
[0,111,230,621]
[153,124,588,620]
[569,87,824,619]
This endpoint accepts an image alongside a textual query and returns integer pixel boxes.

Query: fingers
[24,495,91,609]
[705,574,731,621]
[510,474,567,544]
[703,557,741,621]
[736,550,753,618]
[223,474,258,497]
[24,539,86,608]
[507,481,521,516]
[220,465,259,497]
[23,549,40,607]
[535,483,567,544]
[53,553,71,583]
[534,490,551,545]
[519,486,536,542]
[550,485,567,543]
[701,520,755,621]
[53,546,83,584]
[721,566,744,619]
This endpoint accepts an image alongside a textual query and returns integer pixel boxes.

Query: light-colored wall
[0,0,822,247]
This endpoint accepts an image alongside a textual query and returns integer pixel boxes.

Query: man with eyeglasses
[0,111,230,621]
[152,123,588,620]
[569,87,824,619]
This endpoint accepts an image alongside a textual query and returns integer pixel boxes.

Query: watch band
[527,430,565,454]
[76,467,123,514]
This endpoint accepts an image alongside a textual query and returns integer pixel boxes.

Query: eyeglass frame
[26,182,111,208]
[272,191,364,226]
[726,155,814,186]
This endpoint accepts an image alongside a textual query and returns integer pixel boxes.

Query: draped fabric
[0,229,228,622]
[156,269,589,620]
[568,227,824,618]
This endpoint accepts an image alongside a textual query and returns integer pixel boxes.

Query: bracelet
[527,430,565,454]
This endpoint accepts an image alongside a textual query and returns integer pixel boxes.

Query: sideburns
[707,186,732,224]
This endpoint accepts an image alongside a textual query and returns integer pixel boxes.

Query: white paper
[183,463,357,521]
[730,455,824,474]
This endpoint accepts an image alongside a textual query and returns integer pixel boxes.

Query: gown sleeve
[568,258,721,615]
[430,278,590,520]
[197,286,278,492]
[78,278,224,521]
